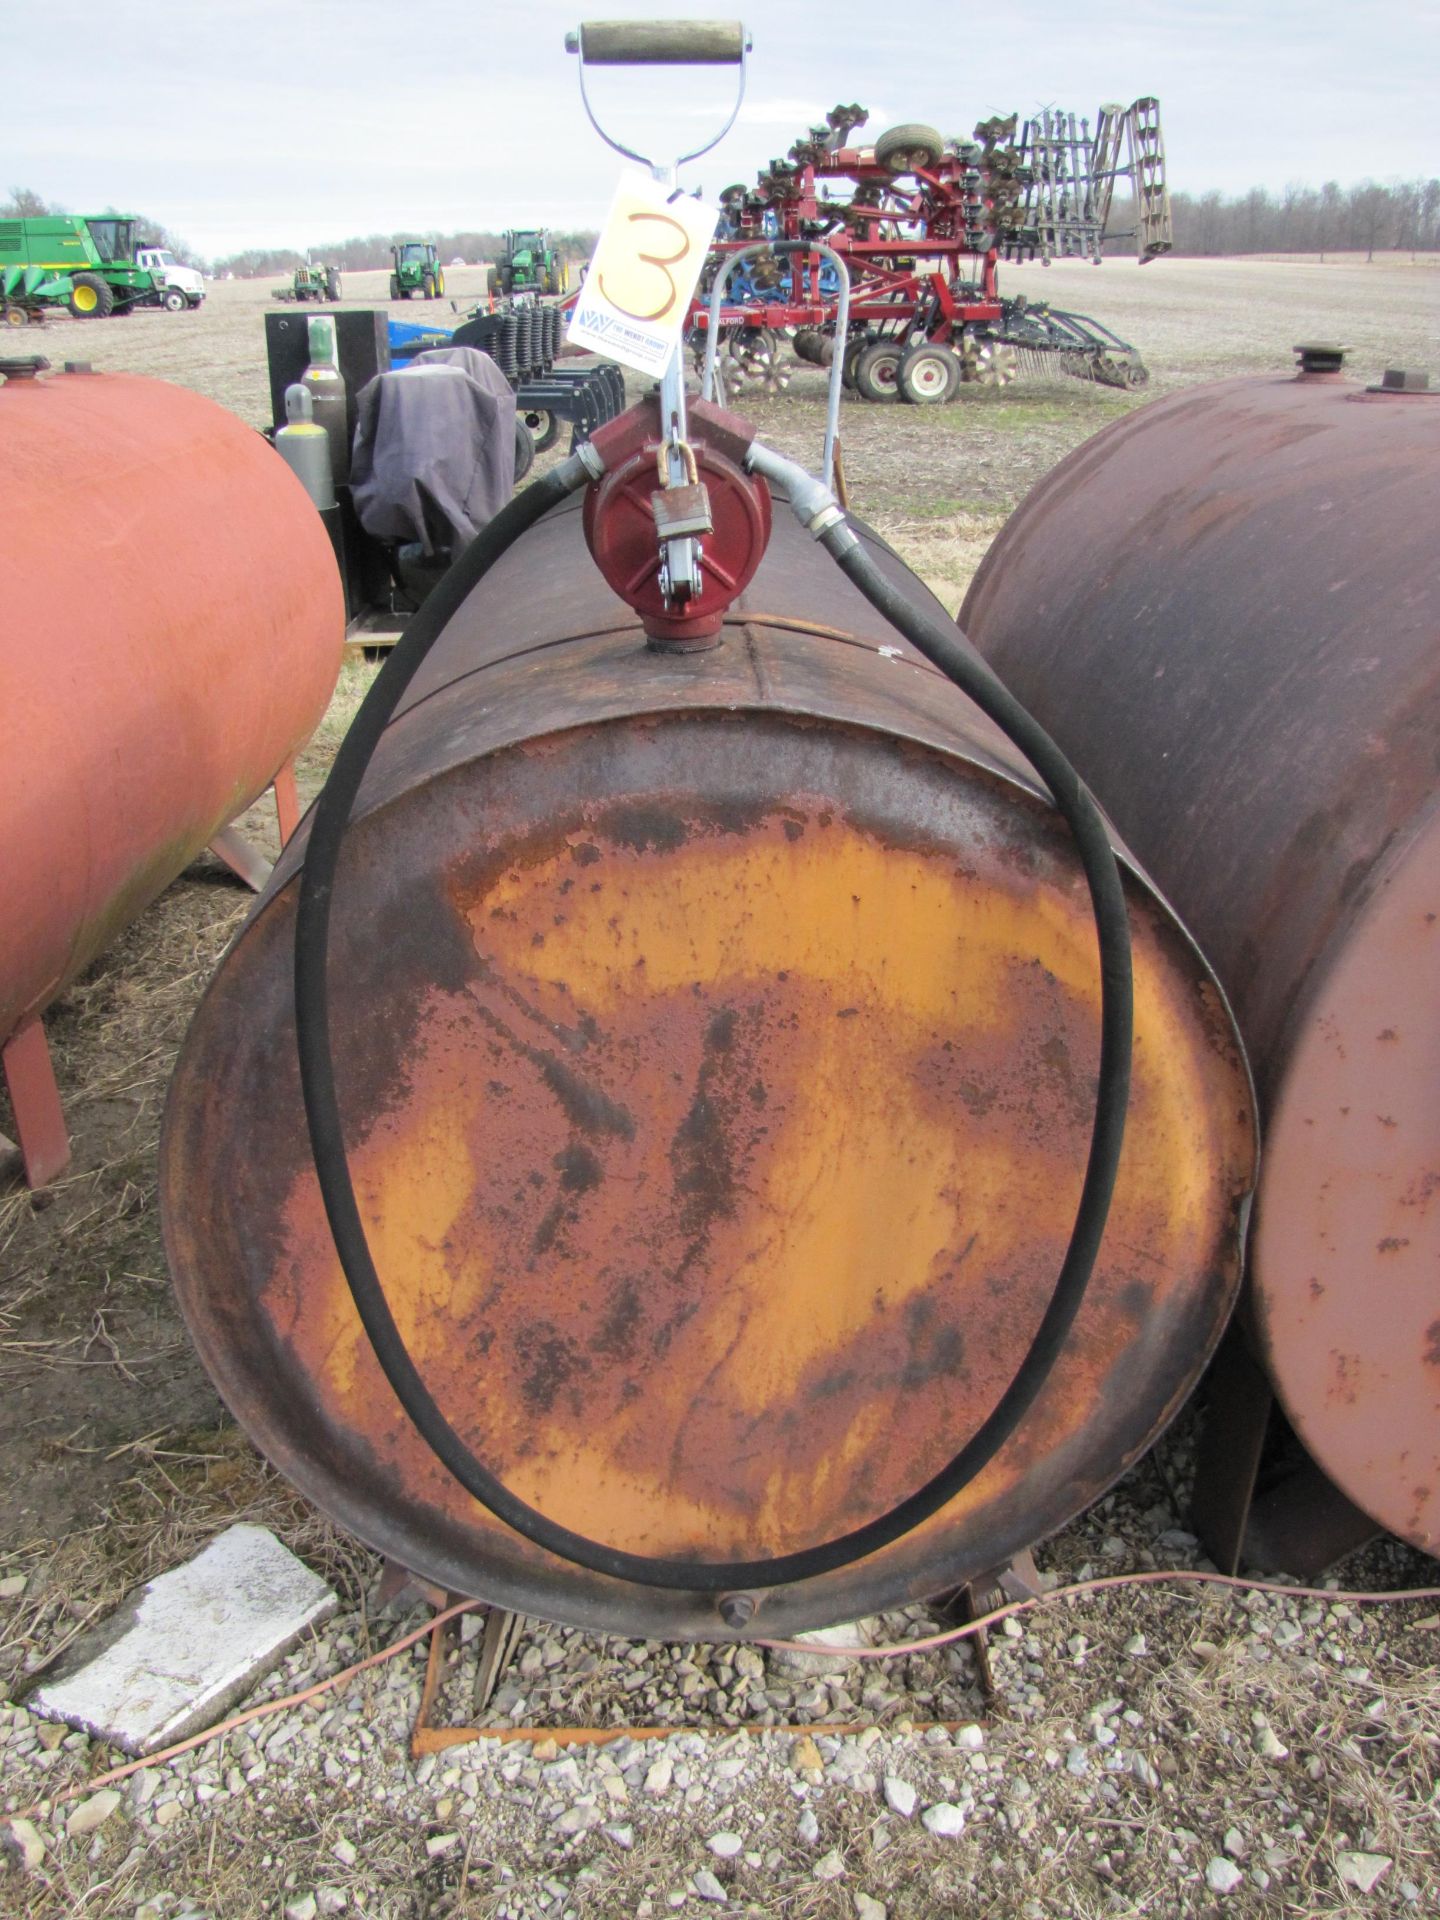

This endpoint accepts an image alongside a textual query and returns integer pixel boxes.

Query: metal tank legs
[1,1017,70,1188]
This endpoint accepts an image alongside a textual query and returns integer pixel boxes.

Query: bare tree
[3,186,55,217]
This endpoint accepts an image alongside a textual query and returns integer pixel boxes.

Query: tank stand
[273,759,300,845]
[375,1557,450,1613]
[375,1559,524,1747]
[2,1016,71,1188]
[933,1549,1042,1708]
[471,1606,525,1716]
[205,760,302,892]
[1190,1325,1378,1581]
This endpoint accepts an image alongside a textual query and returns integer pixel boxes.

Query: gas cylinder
[299,313,350,484]
[275,382,337,510]
[1,361,344,1180]
[160,396,1257,1639]
[961,353,1440,1561]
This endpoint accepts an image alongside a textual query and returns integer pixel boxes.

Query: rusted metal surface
[961,367,1440,1559]
[162,497,1256,1639]
[0,367,344,1061]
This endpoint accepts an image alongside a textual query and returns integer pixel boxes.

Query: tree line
[1108,178,1440,260]
[209,230,600,278]
[0,192,597,274]
[8,179,1438,272]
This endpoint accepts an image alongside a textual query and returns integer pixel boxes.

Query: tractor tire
[162,287,187,312]
[523,406,561,453]
[423,273,436,299]
[487,267,501,296]
[512,413,535,484]
[898,340,960,404]
[874,122,944,174]
[841,336,867,391]
[437,270,446,296]
[69,273,114,319]
[854,338,904,402]
[390,275,402,300]
[326,269,343,301]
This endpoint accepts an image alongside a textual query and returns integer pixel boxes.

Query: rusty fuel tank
[161,492,1256,1639]
[1,360,344,1181]
[961,357,1440,1563]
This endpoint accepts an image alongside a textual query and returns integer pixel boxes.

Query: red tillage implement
[691,101,1170,402]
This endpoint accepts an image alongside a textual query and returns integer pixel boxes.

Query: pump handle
[566,19,749,64]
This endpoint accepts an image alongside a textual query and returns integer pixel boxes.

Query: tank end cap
[1367,367,1433,395]
[1292,342,1350,377]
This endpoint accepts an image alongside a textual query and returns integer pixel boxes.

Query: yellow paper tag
[567,172,719,376]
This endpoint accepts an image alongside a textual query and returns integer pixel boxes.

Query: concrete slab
[31,1523,337,1755]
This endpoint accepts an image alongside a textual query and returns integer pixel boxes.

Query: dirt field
[2,256,1438,1920]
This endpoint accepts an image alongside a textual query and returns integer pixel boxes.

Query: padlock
[652,481,714,540]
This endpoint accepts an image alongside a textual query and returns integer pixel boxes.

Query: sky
[8,0,1438,258]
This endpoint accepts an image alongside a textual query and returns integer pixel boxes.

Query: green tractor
[390,240,445,301]
[488,229,568,299]
[0,213,160,322]
[273,261,342,303]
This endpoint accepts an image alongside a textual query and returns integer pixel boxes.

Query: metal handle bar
[566,19,749,63]
[702,240,850,496]
[566,20,750,172]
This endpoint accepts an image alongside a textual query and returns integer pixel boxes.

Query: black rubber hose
[295,475,1131,1599]
[816,526,1133,1478]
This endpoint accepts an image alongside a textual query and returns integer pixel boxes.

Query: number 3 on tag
[568,174,719,378]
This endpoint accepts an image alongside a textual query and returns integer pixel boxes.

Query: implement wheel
[898,341,960,404]
[841,336,866,391]
[975,341,1020,387]
[69,273,114,319]
[875,122,944,174]
[512,413,535,483]
[523,407,561,453]
[2,300,27,329]
[854,338,903,402]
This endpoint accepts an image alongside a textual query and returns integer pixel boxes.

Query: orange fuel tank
[1,360,344,1182]
[161,496,1259,1641]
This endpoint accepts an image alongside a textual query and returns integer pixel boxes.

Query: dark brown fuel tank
[962,365,1440,1559]
[161,497,1255,1638]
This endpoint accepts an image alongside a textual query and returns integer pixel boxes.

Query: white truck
[135,247,205,311]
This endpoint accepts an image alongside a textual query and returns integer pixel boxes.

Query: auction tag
[567,171,718,376]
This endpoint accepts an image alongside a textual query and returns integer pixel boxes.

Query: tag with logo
[568,171,719,376]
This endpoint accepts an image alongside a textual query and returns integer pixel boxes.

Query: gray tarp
[350,347,516,556]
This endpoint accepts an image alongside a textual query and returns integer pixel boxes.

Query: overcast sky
[9,0,1438,256]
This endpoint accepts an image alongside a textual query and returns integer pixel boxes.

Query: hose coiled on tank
[294,447,1132,1599]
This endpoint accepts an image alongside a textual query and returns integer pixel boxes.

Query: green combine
[390,241,445,300]
[489,230,568,298]
[0,214,159,322]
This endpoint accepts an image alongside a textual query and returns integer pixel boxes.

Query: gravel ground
[5,1459,1439,1920]
[4,254,1439,1918]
